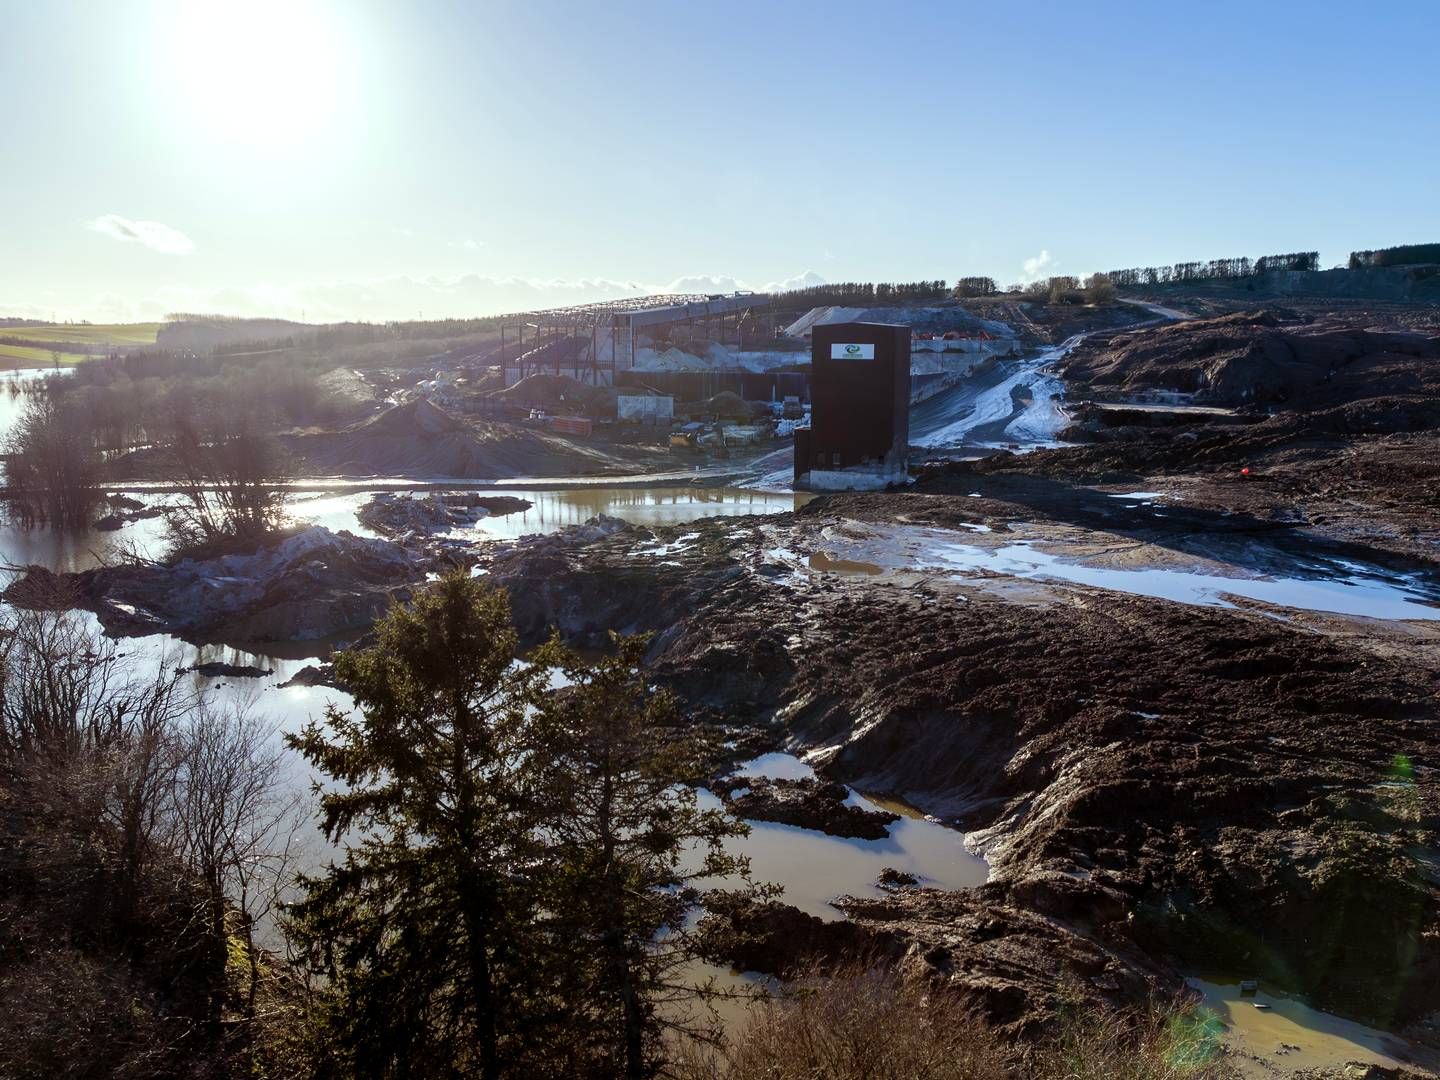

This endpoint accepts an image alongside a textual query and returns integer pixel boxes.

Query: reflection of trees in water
[478,487,795,537]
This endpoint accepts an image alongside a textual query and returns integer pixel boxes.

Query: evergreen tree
[286,577,766,1078]
[538,634,772,1080]
[285,573,566,1079]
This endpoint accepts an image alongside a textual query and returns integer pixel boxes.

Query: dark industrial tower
[795,322,911,490]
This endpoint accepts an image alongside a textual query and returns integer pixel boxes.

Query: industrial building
[795,322,911,491]
[481,293,776,387]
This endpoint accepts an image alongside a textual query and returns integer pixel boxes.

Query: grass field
[0,323,162,367]
[0,323,162,346]
[0,343,83,366]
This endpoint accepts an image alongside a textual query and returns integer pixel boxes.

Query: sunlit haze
[4,0,1439,322]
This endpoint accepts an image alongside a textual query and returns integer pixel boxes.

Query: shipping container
[550,416,594,437]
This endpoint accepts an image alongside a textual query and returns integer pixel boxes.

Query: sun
[165,0,348,149]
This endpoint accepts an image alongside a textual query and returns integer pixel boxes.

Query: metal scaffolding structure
[488,292,774,386]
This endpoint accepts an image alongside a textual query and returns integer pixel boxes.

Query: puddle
[927,539,1440,621]
[277,486,803,543]
[676,752,989,1033]
[738,752,818,782]
[808,552,884,576]
[698,754,987,921]
[773,523,1440,623]
[286,492,384,538]
[0,486,805,573]
[452,487,803,539]
[1186,977,1440,1075]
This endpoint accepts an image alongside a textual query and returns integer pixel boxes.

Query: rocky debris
[952,297,1155,347]
[4,526,427,644]
[910,306,1440,567]
[878,867,919,889]
[179,661,273,679]
[357,491,532,539]
[711,775,899,840]
[277,664,345,690]
[94,494,167,531]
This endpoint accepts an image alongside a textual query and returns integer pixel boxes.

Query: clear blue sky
[3,0,1438,322]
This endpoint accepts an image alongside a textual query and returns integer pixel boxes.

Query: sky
[3,0,1439,324]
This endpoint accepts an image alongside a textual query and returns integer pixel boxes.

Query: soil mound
[678,389,757,421]
[287,404,612,477]
[1064,310,1440,413]
[356,397,466,436]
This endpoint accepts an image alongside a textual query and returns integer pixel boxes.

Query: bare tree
[172,700,306,1019]
[3,390,104,529]
[1084,272,1117,305]
[163,387,292,554]
[0,606,192,917]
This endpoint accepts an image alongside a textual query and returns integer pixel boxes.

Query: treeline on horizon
[1348,242,1440,269]
[1107,241,1440,287]
[1105,252,1320,287]
[163,314,507,352]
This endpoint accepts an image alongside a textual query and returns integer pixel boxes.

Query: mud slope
[483,499,1440,1035]
[964,309,1440,564]
[1061,309,1440,411]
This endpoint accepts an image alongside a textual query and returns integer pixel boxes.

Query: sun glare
[166,0,349,149]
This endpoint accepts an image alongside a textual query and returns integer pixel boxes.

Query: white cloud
[663,270,824,295]
[763,270,827,293]
[87,214,195,255]
[448,238,483,250]
[1019,249,1054,284]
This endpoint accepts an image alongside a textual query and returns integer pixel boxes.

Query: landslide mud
[483,480,1440,1042]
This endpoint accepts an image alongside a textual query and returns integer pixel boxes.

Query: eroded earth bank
[476,308,1440,1073]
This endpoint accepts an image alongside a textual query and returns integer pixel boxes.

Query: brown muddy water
[1186,977,1440,1076]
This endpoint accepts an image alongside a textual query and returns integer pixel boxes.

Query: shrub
[1084,273,1117,305]
[690,968,1012,1080]
[681,968,1241,1080]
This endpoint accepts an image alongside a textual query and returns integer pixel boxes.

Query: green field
[0,323,162,367]
[0,343,85,366]
[0,322,162,346]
